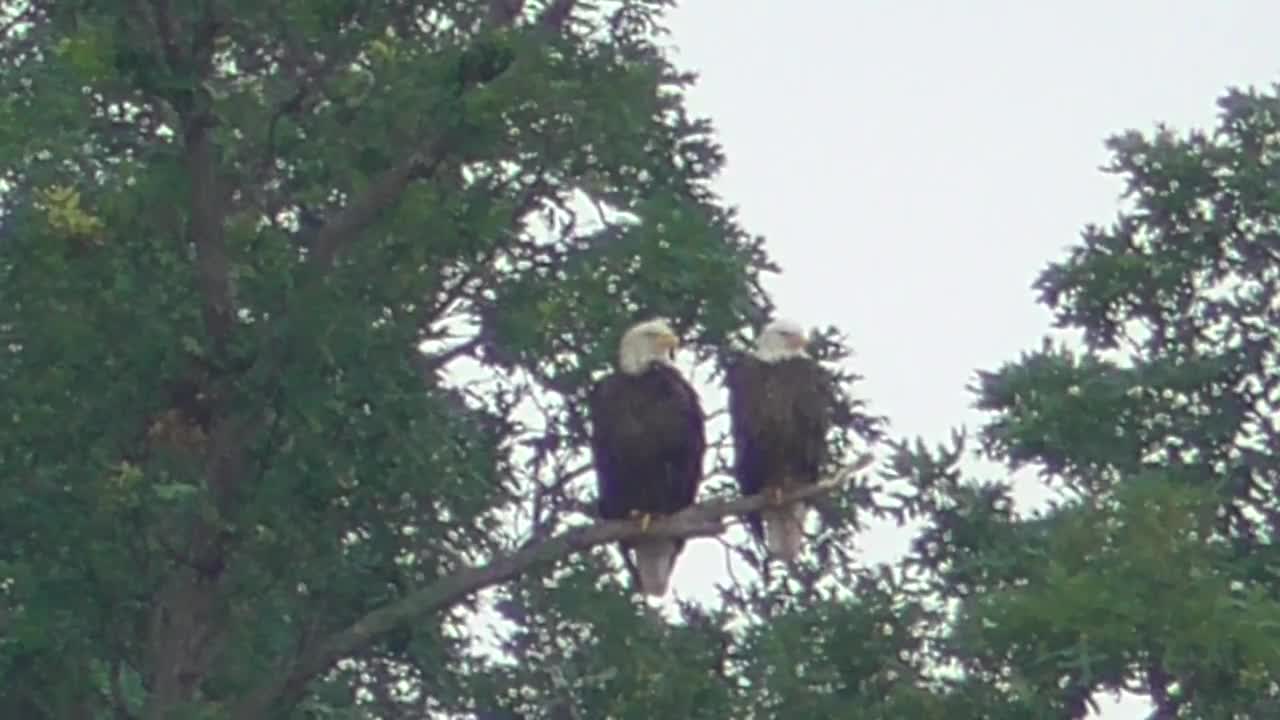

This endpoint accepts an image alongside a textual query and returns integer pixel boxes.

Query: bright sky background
[659,2,1280,717]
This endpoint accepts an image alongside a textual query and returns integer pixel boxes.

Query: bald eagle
[726,319,830,561]
[589,318,706,596]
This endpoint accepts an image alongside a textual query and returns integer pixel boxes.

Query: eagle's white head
[754,318,809,363]
[619,318,680,375]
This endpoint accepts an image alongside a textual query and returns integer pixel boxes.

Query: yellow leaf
[35,184,106,243]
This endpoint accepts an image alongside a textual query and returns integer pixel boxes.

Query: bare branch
[233,453,874,718]
[415,337,483,377]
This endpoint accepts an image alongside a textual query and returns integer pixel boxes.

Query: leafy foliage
[7,0,1279,717]
[0,1,883,718]
[889,84,1280,717]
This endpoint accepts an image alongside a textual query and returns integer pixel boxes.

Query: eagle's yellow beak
[655,330,680,353]
[786,333,808,350]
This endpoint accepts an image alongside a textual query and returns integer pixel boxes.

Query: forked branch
[307,136,451,270]
[304,1,578,273]
[234,453,874,718]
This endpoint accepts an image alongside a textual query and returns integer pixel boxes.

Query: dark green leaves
[1,2,858,718]
[930,83,1280,716]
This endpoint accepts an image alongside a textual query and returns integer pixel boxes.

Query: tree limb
[147,0,183,69]
[487,0,525,27]
[307,134,451,271]
[185,127,234,346]
[233,453,874,718]
[538,0,576,32]
[303,1,576,274]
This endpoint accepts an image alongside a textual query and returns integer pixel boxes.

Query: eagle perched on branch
[589,318,706,596]
[726,319,830,561]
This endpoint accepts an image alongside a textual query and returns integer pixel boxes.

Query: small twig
[713,534,746,595]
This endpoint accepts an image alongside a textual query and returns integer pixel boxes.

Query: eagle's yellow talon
[628,510,654,532]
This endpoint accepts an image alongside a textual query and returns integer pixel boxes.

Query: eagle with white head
[726,318,830,561]
[589,318,707,596]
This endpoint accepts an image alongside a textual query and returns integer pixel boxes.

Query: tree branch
[487,0,525,27]
[303,2,574,274]
[185,127,234,346]
[147,0,184,69]
[537,0,576,32]
[233,453,874,718]
[307,134,451,271]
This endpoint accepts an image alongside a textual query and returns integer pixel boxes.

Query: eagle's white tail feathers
[762,502,807,561]
[631,538,679,596]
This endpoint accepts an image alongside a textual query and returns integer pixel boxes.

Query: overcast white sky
[658,2,1280,716]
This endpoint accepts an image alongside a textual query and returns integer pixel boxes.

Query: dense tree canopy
[0,1,883,718]
[903,85,1280,717]
[4,0,1280,718]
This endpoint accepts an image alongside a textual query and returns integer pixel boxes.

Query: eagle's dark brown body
[590,362,706,593]
[726,354,829,555]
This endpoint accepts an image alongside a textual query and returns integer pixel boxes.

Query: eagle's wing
[663,366,707,508]
[588,374,628,520]
[785,356,832,484]
[726,353,770,501]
